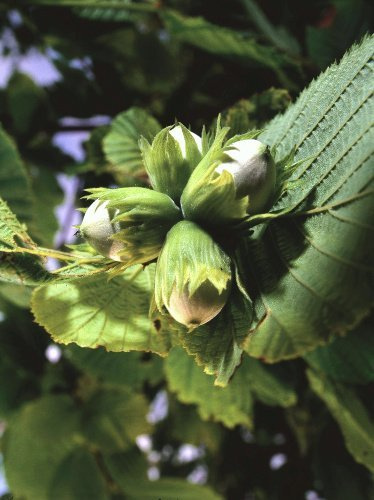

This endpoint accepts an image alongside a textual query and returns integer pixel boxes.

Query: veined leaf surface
[103,107,161,182]
[31,265,170,355]
[244,35,374,361]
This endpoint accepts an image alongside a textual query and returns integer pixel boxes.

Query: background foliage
[0,1,373,499]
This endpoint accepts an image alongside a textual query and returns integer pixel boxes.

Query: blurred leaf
[105,448,223,500]
[176,285,253,386]
[49,448,109,500]
[168,401,223,453]
[308,368,374,473]
[0,355,38,418]
[313,426,374,500]
[220,88,291,136]
[0,282,32,308]
[0,125,34,225]
[103,107,161,183]
[27,0,157,12]
[31,169,63,246]
[6,72,50,136]
[3,395,80,500]
[304,316,374,384]
[84,125,110,172]
[75,0,154,22]
[97,29,186,96]
[306,0,373,69]
[32,264,171,354]
[162,10,295,83]
[242,0,300,55]
[165,346,254,429]
[245,356,297,407]
[81,387,151,453]
[243,35,374,361]
[67,345,163,388]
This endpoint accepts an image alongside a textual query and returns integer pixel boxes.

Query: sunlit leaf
[32,265,171,354]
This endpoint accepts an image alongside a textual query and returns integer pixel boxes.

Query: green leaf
[0,252,51,286]
[0,282,32,308]
[176,285,253,386]
[49,449,109,500]
[6,72,49,136]
[0,125,34,225]
[67,345,163,388]
[245,357,297,407]
[162,10,294,84]
[75,0,151,22]
[220,89,291,137]
[307,368,374,473]
[165,346,253,428]
[306,0,372,69]
[81,387,151,453]
[243,35,374,362]
[105,448,223,500]
[242,0,300,55]
[0,201,102,286]
[31,169,63,247]
[0,197,32,251]
[167,402,223,453]
[31,265,171,355]
[304,316,374,384]
[103,107,161,182]
[3,395,80,500]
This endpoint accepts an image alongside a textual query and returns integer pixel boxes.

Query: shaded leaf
[304,316,374,384]
[177,285,253,386]
[105,448,223,500]
[0,125,34,225]
[3,395,80,500]
[243,35,374,361]
[165,346,253,429]
[306,0,372,69]
[242,0,300,55]
[6,72,49,136]
[162,10,294,82]
[0,197,32,251]
[220,89,291,137]
[31,169,63,247]
[81,387,151,453]
[307,368,374,473]
[49,449,109,500]
[103,107,161,183]
[245,356,297,407]
[67,345,163,388]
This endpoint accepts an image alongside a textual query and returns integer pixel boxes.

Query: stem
[7,245,100,262]
[292,190,373,217]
